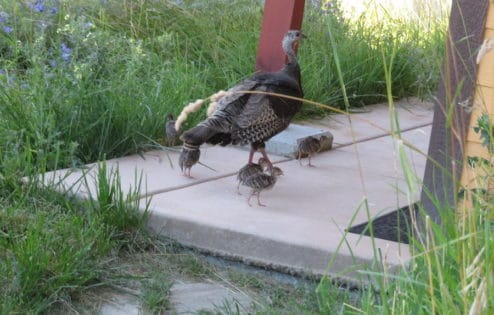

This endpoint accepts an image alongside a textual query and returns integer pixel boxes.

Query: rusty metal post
[255,0,305,72]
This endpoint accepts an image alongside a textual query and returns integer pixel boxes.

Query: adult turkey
[180,30,305,170]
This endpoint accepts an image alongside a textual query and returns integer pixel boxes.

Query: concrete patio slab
[39,145,286,199]
[144,126,429,279]
[36,102,433,281]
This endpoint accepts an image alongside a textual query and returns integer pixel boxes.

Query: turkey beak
[294,32,306,50]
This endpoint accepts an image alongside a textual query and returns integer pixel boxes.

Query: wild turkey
[297,136,324,167]
[242,166,284,207]
[179,144,200,178]
[236,157,268,194]
[180,30,305,171]
[165,113,178,147]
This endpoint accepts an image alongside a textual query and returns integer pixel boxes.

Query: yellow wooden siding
[462,162,492,188]
[463,141,492,161]
[460,2,494,198]
[486,2,494,29]
[476,28,494,87]
[466,85,494,143]
[473,84,494,113]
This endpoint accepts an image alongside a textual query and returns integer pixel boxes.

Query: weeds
[311,6,493,312]
[0,162,151,313]
[140,274,172,314]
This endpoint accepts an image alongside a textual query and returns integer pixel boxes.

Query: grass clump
[0,194,109,313]
[0,164,150,313]
[299,0,446,117]
[140,274,173,314]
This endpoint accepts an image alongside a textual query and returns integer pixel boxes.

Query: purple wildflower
[50,6,58,14]
[83,22,92,30]
[0,11,8,24]
[321,0,340,16]
[322,2,332,15]
[7,74,15,85]
[3,26,13,33]
[60,43,72,62]
[29,0,46,13]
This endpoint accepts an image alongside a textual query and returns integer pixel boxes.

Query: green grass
[140,273,172,314]
[0,0,445,164]
[0,168,150,313]
[3,0,489,314]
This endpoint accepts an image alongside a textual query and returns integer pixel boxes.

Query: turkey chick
[243,166,283,207]
[179,144,200,178]
[165,113,178,147]
[236,157,268,194]
[297,136,322,167]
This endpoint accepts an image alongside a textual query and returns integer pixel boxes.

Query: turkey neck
[282,36,298,64]
[281,39,301,87]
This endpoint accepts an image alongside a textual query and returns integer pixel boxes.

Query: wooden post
[420,0,489,224]
[459,2,494,212]
[255,0,305,72]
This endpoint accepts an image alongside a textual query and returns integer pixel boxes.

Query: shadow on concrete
[348,204,417,244]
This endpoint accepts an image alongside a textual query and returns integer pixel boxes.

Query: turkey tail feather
[180,125,213,146]
[180,125,233,147]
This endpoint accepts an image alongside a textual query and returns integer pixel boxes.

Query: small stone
[265,124,333,158]
[100,293,141,315]
[170,281,252,314]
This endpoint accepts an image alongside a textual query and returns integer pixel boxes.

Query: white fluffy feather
[174,99,205,131]
[207,90,229,117]
[476,38,494,64]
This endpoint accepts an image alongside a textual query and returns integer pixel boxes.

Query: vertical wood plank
[420,0,489,225]
[466,85,494,143]
[486,1,494,29]
[459,2,494,211]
